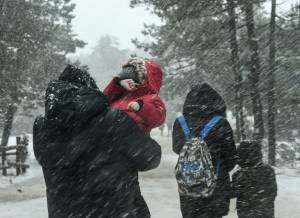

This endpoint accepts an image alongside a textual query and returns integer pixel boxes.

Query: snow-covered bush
[262,140,300,168]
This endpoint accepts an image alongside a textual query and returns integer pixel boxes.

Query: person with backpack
[232,141,277,218]
[33,65,161,218]
[172,83,237,218]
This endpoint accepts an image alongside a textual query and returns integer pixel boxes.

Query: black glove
[118,65,141,84]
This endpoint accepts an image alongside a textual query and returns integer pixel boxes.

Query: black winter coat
[232,141,277,218]
[232,164,277,218]
[172,83,237,218]
[33,66,161,218]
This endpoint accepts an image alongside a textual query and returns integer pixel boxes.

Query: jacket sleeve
[33,116,85,169]
[231,171,240,198]
[71,87,109,123]
[124,134,162,172]
[136,95,166,129]
[115,111,162,171]
[33,116,46,166]
[272,169,278,198]
[103,78,124,103]
[265,165,278,199]
[207,119,237,173]
[172,119,186,154]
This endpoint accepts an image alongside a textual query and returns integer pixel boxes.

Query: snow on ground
[0,198,47,218]
[0,162,43,189]
[0,132,300,218]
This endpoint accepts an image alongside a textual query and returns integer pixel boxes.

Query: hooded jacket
[33,65,161,218]
[232,141,277,218]
[172,83,237,217]
[103,60,166,133]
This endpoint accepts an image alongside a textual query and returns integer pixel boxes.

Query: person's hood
[144,60,163,94]
[237,141,263,168]
[183,83,226,118]
[58,64,99,89]
[45,65,109,129]
[129,60,163,95]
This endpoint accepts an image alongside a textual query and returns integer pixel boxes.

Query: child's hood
[127,60,162,96]
[143,60,163,94]
[237,141,263,168]
[119,58,163,96]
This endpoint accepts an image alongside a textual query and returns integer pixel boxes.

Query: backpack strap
[216,159,221,177]
[177,115,191,139]
[201,115,224,178]
[200,115,224,140]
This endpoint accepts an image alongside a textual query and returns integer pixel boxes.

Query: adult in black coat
[172,83,237,218]
[232,141,277,218]
[33,65,161,218]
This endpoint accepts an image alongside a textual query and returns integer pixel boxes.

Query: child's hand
[128,101,140,111]
[120,79,138,91]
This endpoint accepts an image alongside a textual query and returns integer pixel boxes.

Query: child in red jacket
[103,57,166,133]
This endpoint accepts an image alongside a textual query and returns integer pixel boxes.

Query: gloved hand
[119,79,138,91]
[128,101,141,111]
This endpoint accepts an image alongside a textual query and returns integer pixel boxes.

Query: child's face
[128,81,145,92]
[128,80,139,91]
[120,79,140,92]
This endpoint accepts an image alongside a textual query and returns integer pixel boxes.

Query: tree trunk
[243,1,264,142]
[1,104,16,176]
[227,0,245,142]
[0,0,6,13]
[268,0,277,166]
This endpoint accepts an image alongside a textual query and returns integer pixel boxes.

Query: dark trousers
[237,205,275,218]
[132,187,151,218]
[238,213,275,218]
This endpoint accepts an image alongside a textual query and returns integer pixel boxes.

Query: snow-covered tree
[0,0,85,175]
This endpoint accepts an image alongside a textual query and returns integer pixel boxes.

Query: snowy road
[0,132,299,218]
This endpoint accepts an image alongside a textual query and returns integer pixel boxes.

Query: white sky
[72,0,299,55]
[264,0,299,12]
[72,0,161,55]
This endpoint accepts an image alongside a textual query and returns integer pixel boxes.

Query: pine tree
[267,0,277,166]
[241,0,265,142]
[0,0,85,175]
[227,0,245,142]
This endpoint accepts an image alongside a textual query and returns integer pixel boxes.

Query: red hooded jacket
[103,60,166,133]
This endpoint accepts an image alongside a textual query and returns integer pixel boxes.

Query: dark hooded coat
[232,141,277,218]
[172,83,237,218]
[33,65,161,218]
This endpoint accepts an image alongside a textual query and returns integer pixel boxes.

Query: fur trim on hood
[122,57,147,85]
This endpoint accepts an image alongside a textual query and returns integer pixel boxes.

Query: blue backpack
[175,115,223,198]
